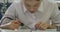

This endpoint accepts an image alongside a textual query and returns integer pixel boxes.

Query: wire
[0,17,13,25]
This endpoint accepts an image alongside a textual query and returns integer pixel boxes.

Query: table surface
[0,29,58,32]
[0,20,59,32]
[0,26,59,32]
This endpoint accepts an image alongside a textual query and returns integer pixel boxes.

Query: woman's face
[24,0,42,13]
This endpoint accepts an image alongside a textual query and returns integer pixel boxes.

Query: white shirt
[1,0,60,29]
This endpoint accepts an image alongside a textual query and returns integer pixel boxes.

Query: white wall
[0,0,4,3]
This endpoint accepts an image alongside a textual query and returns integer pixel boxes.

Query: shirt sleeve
[0,2,17,25]
[51,2,60,24]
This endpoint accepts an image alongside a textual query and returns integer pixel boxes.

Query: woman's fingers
[9,20,21,30]
[39,22,49,30]
[35,23,40,29]
[11,19,21,25]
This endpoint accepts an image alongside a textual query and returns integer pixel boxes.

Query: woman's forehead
[24,0,40,1]
[24,0,42,5]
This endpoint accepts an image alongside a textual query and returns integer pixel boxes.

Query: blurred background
[0,0,60,20]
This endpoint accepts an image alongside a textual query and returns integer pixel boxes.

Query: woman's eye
[26,4,31,7]
[25,0,31,2]
[36,0,40,1]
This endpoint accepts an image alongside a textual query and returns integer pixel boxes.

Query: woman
[0,0,60,30]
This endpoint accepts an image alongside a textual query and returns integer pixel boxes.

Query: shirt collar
[23,3,27,12]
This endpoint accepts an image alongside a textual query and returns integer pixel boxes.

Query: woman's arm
[0,2,19,30]
[50,2,60,29]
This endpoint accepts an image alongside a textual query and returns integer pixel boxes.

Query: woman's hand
[35,22,49,30]
[8,20,21,30]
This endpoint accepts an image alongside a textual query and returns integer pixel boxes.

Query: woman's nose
[30,7,35,11]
